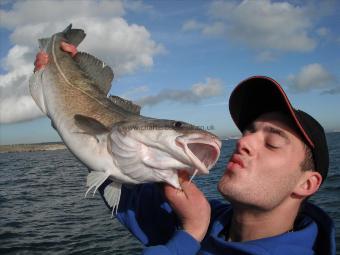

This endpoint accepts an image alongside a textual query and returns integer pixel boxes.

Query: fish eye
[174,121,183,128]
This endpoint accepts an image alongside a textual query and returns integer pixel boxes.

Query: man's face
[218,111,307,210]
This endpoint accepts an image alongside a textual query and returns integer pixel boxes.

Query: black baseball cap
[229,76,329,181]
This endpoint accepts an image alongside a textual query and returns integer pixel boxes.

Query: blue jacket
[99,182,336,255]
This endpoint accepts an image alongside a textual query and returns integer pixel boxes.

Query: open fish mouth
[176,134,221,175]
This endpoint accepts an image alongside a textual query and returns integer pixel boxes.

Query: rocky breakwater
[0,142,66,153]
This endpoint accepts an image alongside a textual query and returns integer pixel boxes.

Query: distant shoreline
[0,142,66,153]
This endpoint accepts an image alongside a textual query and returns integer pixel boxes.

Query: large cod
[29,25,221,211]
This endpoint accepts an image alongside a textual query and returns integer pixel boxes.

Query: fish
[29,24,221,212]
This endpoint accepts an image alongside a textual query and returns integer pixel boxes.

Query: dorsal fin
[74,52,114,95]
[62,24,86,47]
[109,96,141,115]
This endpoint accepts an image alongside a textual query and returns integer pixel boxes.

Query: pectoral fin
[85,171,110,198]
[74,114,109,135]
[85,171,122,216]
[104,182,122,216]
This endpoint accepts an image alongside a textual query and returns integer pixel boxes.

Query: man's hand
[164,171,211,242]
[60,41,77,57]
[33,42,77,72]
[34,51,48,72]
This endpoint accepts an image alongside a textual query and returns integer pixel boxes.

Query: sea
[1,133,339,254]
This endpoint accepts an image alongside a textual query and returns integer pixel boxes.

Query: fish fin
[103,181,122,216]
[109,95,141,115]
[62,24,73,33]
[85,171,110,197]
[74,114,109,135]
[29,71,47,115]
[38,38,50,51]
[61,24,86,46]
[73,52,114,95]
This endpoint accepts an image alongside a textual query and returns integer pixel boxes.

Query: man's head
[218,76,329,210]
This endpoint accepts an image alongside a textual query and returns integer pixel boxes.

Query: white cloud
[123,0,155,14]
[255,50,276,62]
[182,20,204,31]
[0,45,43,123]
[192,78,224,97]
[0,96,43,124]
[0,0,124,28]
[287,63,335,92]
[182,20,225,37]
[184,0,317,52]
[316,27,330,37]
[0,0,163,124]
[322,87,340,95]
[202,22,225,37]
[137,77,224,106]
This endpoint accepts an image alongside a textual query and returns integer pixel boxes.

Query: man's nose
[235,133,256,157]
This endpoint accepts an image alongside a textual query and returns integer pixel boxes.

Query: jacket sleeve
[99,181,176,245]
[142,230,200,255]
[98,180,201,254]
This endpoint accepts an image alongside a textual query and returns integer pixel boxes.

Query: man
[35,44,335,254]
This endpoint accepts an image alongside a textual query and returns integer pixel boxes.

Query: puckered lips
[227,154,245,171]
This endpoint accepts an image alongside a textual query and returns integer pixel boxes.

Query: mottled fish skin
[29,25,221,212]
[31,28,143,185]
[44,32,132,127]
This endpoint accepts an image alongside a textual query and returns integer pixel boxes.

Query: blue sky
[0,0,339,145]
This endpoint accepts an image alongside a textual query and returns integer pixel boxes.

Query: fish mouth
[176,134,221,174]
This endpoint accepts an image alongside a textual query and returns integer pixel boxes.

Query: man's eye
[266,136,284,149]
[266,143,279,149]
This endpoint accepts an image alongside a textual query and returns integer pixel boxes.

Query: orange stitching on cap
[231,76,315,148]
[265,77,315,148]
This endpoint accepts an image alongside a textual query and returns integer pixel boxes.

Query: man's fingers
[36,51,48,58]
[35,52,48,64]
[178,170,202,197]
[163,182,182,199]
[34,64,44,73]
[178,170,190,185]
[34,51,49,72]
[60,41,77,57]
[164,170,201,199]
[33,42,77,73]
[163,170,210,241]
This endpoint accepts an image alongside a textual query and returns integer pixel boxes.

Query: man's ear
[293,171,322,198]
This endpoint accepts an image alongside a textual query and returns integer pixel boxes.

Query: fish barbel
[29,24,221,211]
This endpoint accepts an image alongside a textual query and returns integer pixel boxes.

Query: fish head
[109,117,221,188]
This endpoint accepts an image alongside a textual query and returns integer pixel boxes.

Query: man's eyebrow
[243,122,256,132]
[264,126,289,140]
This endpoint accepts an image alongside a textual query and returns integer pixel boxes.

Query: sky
[0,0,339,145]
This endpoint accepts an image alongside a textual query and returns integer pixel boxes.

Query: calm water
[0,133,339,254]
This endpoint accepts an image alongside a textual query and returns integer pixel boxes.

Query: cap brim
[229,76,314,148]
